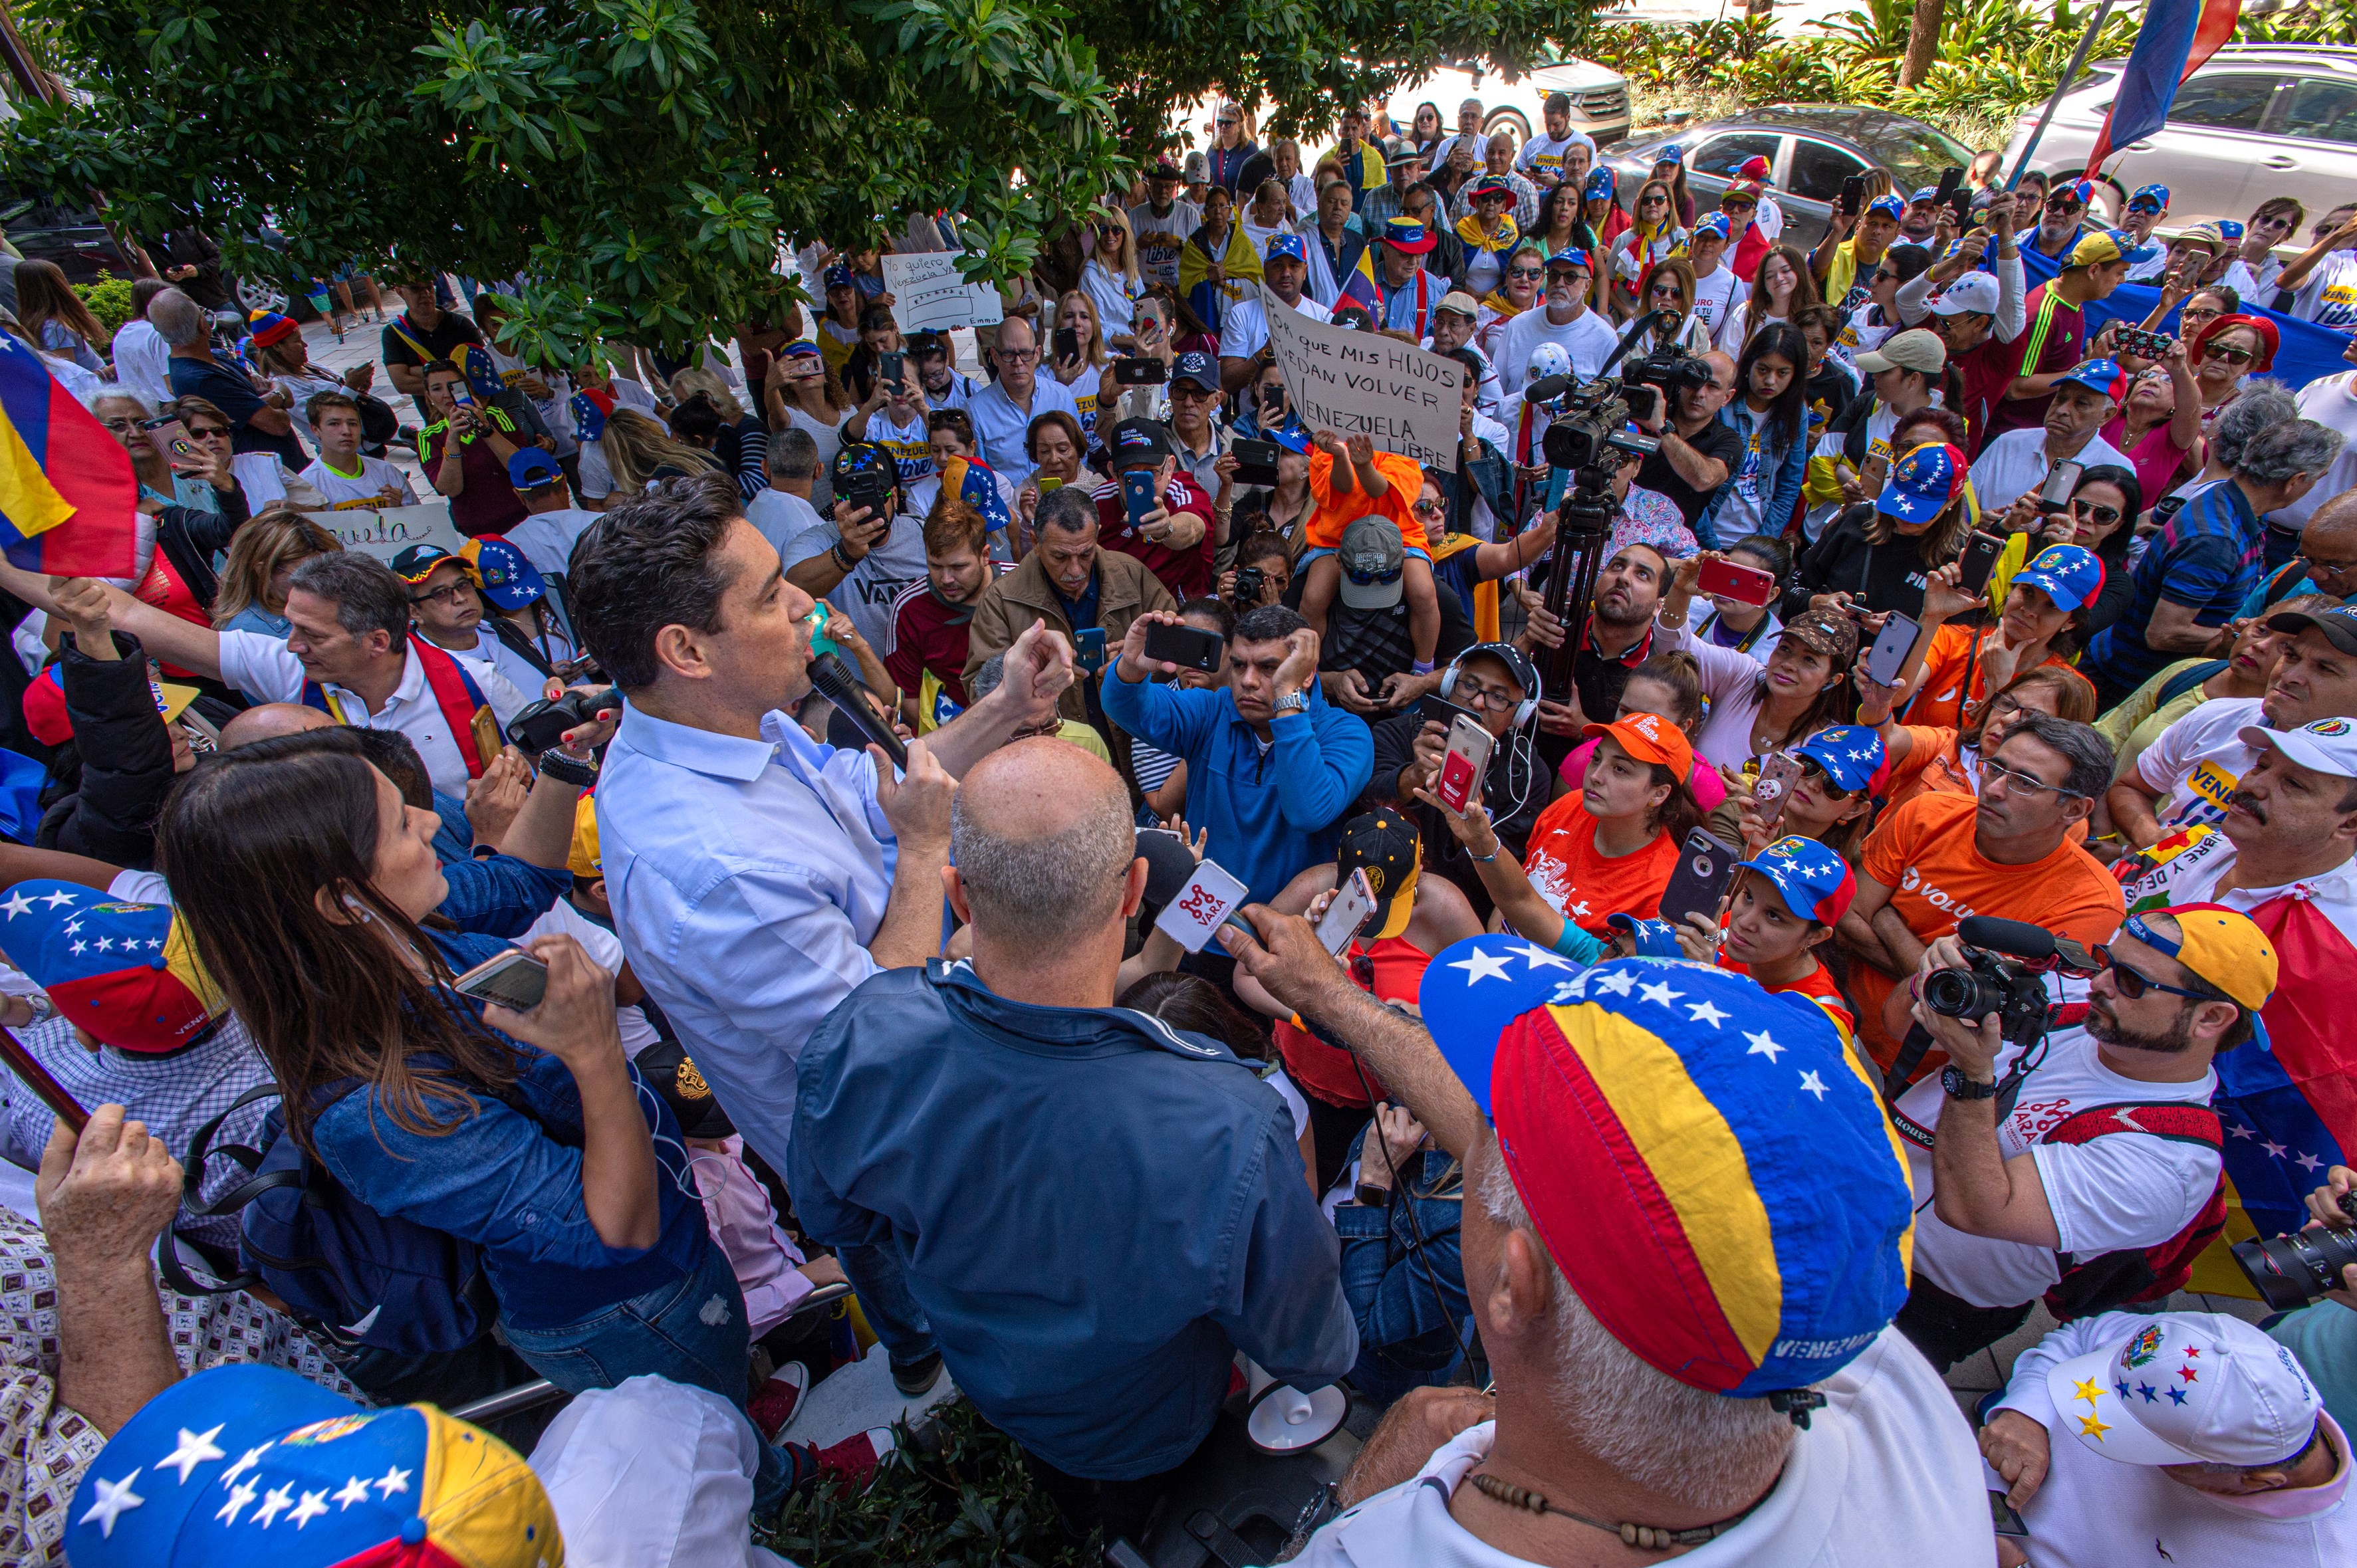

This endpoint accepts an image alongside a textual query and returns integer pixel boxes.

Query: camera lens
[1922,966,2001,1021]
[2231,1226,2357,1311]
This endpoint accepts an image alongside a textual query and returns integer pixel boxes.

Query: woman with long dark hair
[14,259,106,372]
[157,739,806,1508]
[1701,323,1810,546]
[1658,571,1864,775]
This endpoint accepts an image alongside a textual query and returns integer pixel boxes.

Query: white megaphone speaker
[1239,1354,1347,1453]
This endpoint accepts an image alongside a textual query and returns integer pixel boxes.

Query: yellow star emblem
[2077,1412,2112,1440]
[2071,1378,2106,1406]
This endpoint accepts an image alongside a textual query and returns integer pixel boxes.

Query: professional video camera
[2233,1189,2357,1311]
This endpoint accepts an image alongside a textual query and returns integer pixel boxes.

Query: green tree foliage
[2,0,1603,362]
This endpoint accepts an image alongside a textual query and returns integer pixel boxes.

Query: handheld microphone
[808,651,908,770]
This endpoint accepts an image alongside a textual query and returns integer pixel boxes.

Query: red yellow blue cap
[0,880,225,1053]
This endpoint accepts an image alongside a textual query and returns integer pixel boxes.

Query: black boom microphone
[807,651,908,770]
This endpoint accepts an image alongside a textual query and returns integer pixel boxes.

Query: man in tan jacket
[967,487,1178,766]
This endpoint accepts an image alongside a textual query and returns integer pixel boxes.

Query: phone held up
[1435,713,1495,813]
[1657,828,1739,928]
[1696,557,1777,608]
[1957,530,2005,598]
[1839,174,1866,219]
[1751,751,1806,833]
[1315,868,1378,955]
[1142,619,1225,673]
[452,949,551,1012]
[1120,468,1160,532]
[1864,610,1922,689]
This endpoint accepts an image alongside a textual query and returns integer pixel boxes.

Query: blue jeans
[502,1240,795,1512]
[838,1239,938,1367]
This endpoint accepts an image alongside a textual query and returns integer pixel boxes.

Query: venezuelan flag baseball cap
[2128,183,2170,213]
[21,663,199,749]
[1420,948,1915,1395]
[2120,903,2278,1012]
[1875,441,1967,524]
[1605,913,1683,956]
[568,387,614,444]
[1733,835,1858,925]
[66,1363,562,1565]
[456,536,548,611]
[2055,356,2131,403]
[2065,228,2136,269]
[1790,725,1886,798]
[1691,213,1732,243]
[2012,542,2104,614]
[1263,231,1308,265]
[1865,193,1906,221]
[0,880,226,1053]
[1380,216,1437,255]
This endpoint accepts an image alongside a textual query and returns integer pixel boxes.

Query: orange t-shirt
[1719,954,1858,1040]
[1883,725,2088,844]
[1902,623,2077,733]
[1518,794,1680,940]
[1305,448,1430,553]
[1852,790,2123,1071]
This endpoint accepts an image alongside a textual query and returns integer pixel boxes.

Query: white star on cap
[1636,979,1683,1007]
[94,937,112,953]
[1590,969,1639,997]
[221,1444,269,1485]
[62,921,80,935]
[1686,1000,1729,1028]
[39,889,74,909]
[373,1465,412,1498]
[78,1470,144,1537]
[156,1423,225,1484]
[0,891,33,919]
[288,1488,330,1528]
[215,1476,259,1525]
[255,1482,295,1526]
[332,1476,372,1509]
[69,941,85,956]
[1449,949,1513,984]
[1511,942,1575,971]
[2228,1123,2256,1139]
[1798,1069,1828,1101]
[1745,1028,1785,1062]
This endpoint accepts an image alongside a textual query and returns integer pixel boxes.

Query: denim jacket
[1336,1145,1470,1375]
[1699,397,1806,546]
[307,929,709,1331]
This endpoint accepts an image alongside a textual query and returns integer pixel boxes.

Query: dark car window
[2281,76,2357,146]
[2168,74,2280,132]
[1870,124,1975,191]
[1693,131,1783,182]
[1790,139,1868,202]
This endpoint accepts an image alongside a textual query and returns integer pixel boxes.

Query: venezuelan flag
[0,332,138,577]
[1339,245,1382,314]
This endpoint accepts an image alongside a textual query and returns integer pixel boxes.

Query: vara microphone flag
[2086,0,2243,171]
[0,332,138,577]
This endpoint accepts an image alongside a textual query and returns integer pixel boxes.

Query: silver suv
[2003,43,2357,227]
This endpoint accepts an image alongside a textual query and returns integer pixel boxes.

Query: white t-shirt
[2291,249,2357,334]
[1127,198,1203,290]
[1515,131,1594,185]
[2277,370,2357,532]
[861,406,934,488]
[299,454,418,509]
[1688,264,1750,341]
[576,439,615,502]
[1493,306,1622,393]
[525,897,662,1060]
[1967,428,2136,517]
[1894,1006,2219,1309]
[2134,696,2267,832]
[1220,293,1332,363]
[779,512,930,653]
[1994,1311,2357,1568]
[504,506,602,580]
[1288,1328,1993,1568]
[743,487,827,558]
[110,318,173,405]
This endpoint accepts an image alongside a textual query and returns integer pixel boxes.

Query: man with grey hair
[787,738,1352,1545]
[2085,400,2345,703]
[153,286,307,469]
[1217,907,1989,1565]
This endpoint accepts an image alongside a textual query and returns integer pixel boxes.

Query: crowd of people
[3,84,2357,1568]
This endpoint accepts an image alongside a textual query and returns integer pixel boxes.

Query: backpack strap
[2154,659,2228,709]
[406,635,497,779]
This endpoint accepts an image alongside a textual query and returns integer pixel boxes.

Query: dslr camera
[1229,565,1265,612]
[1922,915,2098,1051]
[2234,1190,2357,1311]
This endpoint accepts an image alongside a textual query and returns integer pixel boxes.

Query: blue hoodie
[1099,669,1373,907]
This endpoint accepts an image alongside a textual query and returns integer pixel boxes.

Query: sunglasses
[1411,498,1445,516]
[1796,754,1862,797]
[2092,945,2218,1003]
[1648,282,1683,299]
[1507,267,1545,280]
[2203,343,2257,365]
[2045,196,2084,213]
[1639,195,1669,207]
[2069,497,2122,526]
[1345,562,1406,586]
[2127,201,2163,215]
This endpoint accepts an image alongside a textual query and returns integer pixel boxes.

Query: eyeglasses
[2180,305,2224,325]
[2092,945,2219,1003]
[98,415,142,432]
[1981,755,2086,800]
[2203,343,2257,366]
[2069,497,2122,526]
[1453,675,1522,711]
[410,582,473,608]
[997,347,1039,362]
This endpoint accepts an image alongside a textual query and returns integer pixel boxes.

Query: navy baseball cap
[1106,417,1175,465]
[1790,725,1887,796]
[507,447,562,489]
[1172,350,1219,392]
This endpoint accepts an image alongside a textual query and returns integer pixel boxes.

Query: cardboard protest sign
[316,497,465,565]
[882,253,1007,334]
[1259,284,1463,471]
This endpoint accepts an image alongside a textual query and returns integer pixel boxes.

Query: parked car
[0,193,138,284]
[1604,105,1977,252]
[1380,56,1632,152]
[2002,43,2357,229]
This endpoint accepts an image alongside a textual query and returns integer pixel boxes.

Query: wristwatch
[1941,1065,2000,1101]
[1272,690,1309,717]
[1354,1180,1391,1208]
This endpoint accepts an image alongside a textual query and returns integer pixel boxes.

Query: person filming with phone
[1373,643,1550,916]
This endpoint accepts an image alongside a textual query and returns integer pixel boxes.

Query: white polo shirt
[1289,1327,1992,1567]
[216,631,531,796]
[503,506,602,580]
[1967,428,2135,516]
[963,374,1084,490]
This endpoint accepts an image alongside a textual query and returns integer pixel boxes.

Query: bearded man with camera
[1889,901,2280,1371]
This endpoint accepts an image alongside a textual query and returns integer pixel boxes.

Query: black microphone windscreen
[1956,915,2056,961]
[808,652,908,769]
[1137,829,1198,905]
[1523,373,1573,404]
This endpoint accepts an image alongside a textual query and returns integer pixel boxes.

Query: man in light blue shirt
[963,316,1082,489]
[570,474,1077,1392]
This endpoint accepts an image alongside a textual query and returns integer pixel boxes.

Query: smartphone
[2114,326,2171,360]
[1114,357,1168,386]
[1958,530,2005,597]
[1864,610,1922,688]
[1435,713,1496,812]
[1037,475,1063,493]
[1658,828,1739,927]
[878,350,905,390]
[838,469,892,523]
[1752,751,1806,833]
[1418,693,1481,732]
[1697,557,1777,607]
[2039,459,2084,514]
[141,416,205,472]
[451,949,550,1012]
[1988,1491,2028,1539]
[1143,619,1225,672]
[1120,468,1160,532]
[1933,166,1964,223]
[1839,174,1865,217]
[1072,625,1108,674]
[1315,868,1378,956]
[1233,437,1283,488]
[449,380,475,407]
[1053,327,1080,366]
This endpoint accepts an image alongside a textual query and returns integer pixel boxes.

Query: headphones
[1439,642,1542,728]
